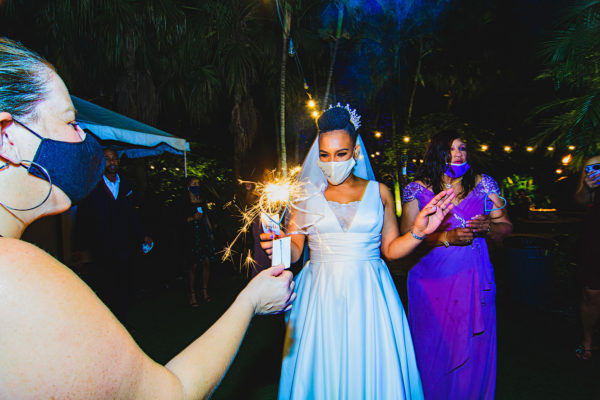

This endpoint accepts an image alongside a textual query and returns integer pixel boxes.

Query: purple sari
[403,175,499,400]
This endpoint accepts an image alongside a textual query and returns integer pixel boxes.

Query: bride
[261,105,455,399]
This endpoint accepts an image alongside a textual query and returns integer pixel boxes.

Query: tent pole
[184,149,187,177]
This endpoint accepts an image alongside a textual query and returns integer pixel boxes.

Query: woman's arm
[400,198,445,247]
[163,265,295,399]
[381,184,455,260]
[466,193,513,242]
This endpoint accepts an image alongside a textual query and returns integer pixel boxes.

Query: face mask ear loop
[12,118,43,140]
[0,159,53,211]
[484,193,507,215]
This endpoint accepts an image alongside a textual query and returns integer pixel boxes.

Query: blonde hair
[0,37,54,120]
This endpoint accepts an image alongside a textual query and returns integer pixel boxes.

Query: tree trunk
[231,94,258,179]
[279,7,291,176]
[322,6,343,109]
[406,37,424,127]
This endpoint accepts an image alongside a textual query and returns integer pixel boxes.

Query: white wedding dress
[278,180,424,399]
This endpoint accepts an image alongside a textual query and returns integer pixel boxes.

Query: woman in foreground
[0,37,295,399]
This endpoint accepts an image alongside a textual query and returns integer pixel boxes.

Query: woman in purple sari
[400,131,513,399]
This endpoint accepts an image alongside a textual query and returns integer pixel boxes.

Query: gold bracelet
[442,231,450,248]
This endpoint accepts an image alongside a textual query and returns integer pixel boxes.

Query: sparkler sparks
[220,170,316,272]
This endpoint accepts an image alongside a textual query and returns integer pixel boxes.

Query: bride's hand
[412,189,456,237]
[259,231,286,258]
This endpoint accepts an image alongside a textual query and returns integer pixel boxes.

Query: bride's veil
[292,134,375,233]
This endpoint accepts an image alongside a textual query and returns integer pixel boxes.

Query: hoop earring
[0,159,53,211]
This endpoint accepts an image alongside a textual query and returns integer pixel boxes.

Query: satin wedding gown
[278,180,424,400]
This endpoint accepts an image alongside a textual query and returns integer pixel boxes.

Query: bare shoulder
[475,174,483,185]
[0,239,169,399]
[378,181,393,201]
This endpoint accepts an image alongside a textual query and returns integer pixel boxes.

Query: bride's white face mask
[316,157,356,185]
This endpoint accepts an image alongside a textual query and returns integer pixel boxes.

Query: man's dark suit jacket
[74,175,145,262]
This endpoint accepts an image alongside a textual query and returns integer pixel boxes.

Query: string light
[403,136,410,143]
[561,154,572,165]
[568,145,576,150]
[374,131,382,138]
[555,168,563,174]
[504,146,512,152]
[370,154,375,158]
[312,110,319,118]
[375,152,380,156]
[481,144,489,151]
[307,99,316,108]
[526,146,534,152]
[547,146,555,151]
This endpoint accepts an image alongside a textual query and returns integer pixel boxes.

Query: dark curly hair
[415,130,475,199]
[317,106,357,143]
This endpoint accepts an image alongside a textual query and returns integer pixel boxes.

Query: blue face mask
[13,119,105,205]
[189,185,201,196]
[444,162,470,178]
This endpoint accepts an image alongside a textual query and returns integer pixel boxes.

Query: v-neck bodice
[312,180,383,235]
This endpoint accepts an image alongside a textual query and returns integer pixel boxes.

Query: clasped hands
[445,215,491,245]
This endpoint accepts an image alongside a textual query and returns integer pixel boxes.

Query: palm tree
[536,0,600,168]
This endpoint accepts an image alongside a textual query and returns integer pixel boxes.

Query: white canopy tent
[71,95,190,173]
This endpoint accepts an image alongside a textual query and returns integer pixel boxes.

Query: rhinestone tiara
[327,103,361,131]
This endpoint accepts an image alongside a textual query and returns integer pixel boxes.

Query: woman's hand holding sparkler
[259,231,287,257]
[412,189,456,237]
[238,264,296,314]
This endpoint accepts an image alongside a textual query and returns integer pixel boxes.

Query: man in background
[74,147,153,328]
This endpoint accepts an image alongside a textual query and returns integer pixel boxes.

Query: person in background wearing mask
[261,105,457,399]
[0,37,295,399]
[574,155,600,360]
[73,147,153,328]
[182,176,215,306]
[400,131,513,400]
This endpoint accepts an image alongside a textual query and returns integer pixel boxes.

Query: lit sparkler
[220,169,318,271]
